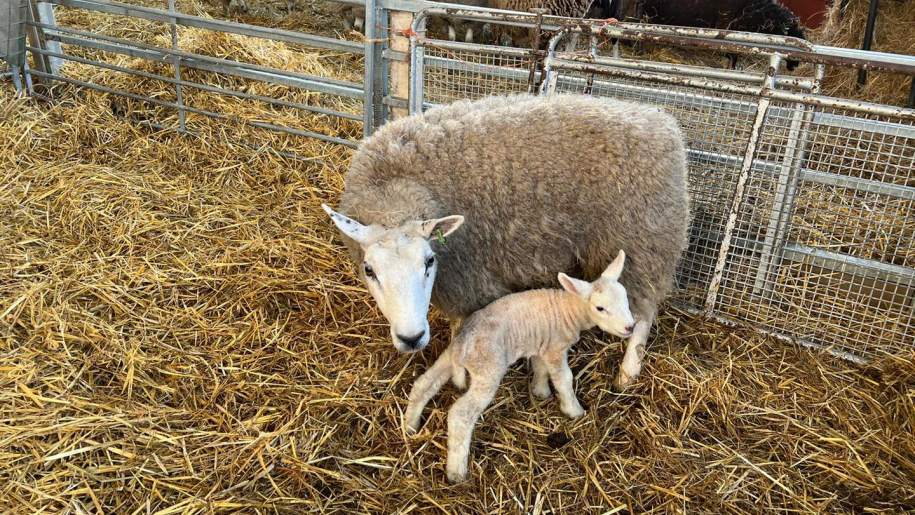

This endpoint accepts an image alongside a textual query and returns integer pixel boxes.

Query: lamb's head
[557,250,635,338]
[322,204,465,353]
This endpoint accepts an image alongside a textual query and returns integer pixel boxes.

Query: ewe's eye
[425,255,435,269]
[364,263,376,280]
[595,306,605,312]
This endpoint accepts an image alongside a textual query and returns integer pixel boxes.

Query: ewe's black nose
[397,332,426,349]
[624,324,635,334]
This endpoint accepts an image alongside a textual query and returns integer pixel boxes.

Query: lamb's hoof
[612,371,632,393]
[532,383,552,400]
[404,413,422,434]
[446,462,468,483]
[562,404,586,419]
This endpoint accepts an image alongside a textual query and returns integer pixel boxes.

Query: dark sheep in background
[626,0,807,71]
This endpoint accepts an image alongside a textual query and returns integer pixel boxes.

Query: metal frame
[22,0,370,147]
[408,14,915,360]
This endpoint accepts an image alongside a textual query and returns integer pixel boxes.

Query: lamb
[404,251,635,482]
[323,93,690,391]
[633,0,807,70]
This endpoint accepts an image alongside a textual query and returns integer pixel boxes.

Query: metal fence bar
[362,0,376,137]
[27,68,358,147]
[35,24,364,98]
[26,44,362,120]
[704,54,783,312]
[44,0,364,53]
[752,65,826,295]
[167,0,185,132]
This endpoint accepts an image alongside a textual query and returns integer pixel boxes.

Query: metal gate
[407,10,915,361]
[9,0,915,361]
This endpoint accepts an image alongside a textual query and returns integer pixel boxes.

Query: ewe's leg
[404,346,454,433]
[613,299,657,392]
[446,373,502,483]
[530,356,551,399]
[545,350,585,419]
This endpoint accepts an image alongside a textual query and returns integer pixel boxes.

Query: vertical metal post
[24,0,51,78]
[35,1,61,73]
[856,0,879,86]
[376,6,389,126]
[391,9,413,118]
[752,64,825,297]
[168,0,185,132]
[526,8,546,93]
[10,65,24,92]
[362,0,377,137]
[407,11,425,115]
[704,53,782,313]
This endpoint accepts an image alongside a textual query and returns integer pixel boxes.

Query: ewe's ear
[602,250,626,281]
[420,215,465,240]
[558,273,592,298]
[322,204,374,244]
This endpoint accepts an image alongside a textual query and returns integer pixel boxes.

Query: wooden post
[389,10,413,119]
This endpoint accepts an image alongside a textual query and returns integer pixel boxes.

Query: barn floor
[2,82,915,513]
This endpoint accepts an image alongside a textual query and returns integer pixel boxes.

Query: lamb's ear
[602,250,626,281]
[420,215,465,240]
[322,204,373,244]
[558,273,592,298]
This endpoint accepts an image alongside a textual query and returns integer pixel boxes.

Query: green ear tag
[434,228,447,246]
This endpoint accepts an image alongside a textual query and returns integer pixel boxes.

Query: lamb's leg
[612,298,656,392]
[545,350,585,418]
[446,372,502,483]
[404,346,454,433]
[530,356,551,399]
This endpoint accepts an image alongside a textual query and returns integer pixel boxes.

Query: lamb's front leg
[544,350,585,419]
[446,373,501,483]
[613,299,657,392]
[404,346,454,433]
[530,356,551,399]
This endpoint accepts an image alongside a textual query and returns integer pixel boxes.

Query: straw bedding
[3,86,915,513]
[2,1,915,513]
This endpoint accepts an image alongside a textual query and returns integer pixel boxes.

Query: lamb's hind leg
[530,356,551,399]
[446,372,502,483]
[612,298,656,392]
[404,346,454,433]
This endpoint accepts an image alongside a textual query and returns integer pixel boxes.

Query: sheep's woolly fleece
[337,94,690,320]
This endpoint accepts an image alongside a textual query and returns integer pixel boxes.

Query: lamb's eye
[364,264,376,280]
[595,306,605,312]
[425,255,435,269]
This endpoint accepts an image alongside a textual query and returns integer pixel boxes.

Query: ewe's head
[558,250,635,338]
[322,204,464,353]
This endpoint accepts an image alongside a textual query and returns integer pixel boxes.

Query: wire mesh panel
[550,71,763,308]
[548,65,915,359]
[409,18,915,360]
[420,43,534,106]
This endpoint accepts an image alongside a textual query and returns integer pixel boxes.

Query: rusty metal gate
[407,10,915,361]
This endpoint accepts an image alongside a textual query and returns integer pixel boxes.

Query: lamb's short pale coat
[404,257,633,482]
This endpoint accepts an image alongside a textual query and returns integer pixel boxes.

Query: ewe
[324,94,689,391]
